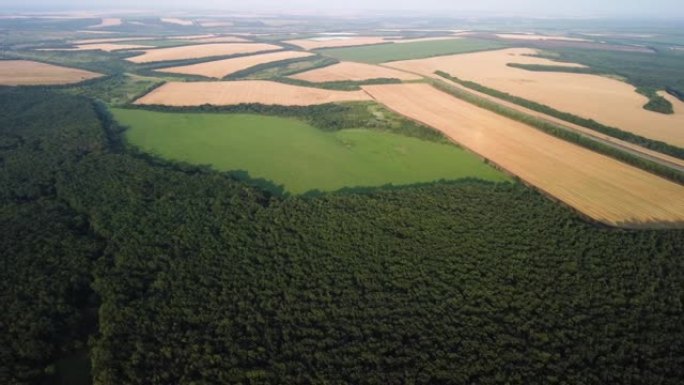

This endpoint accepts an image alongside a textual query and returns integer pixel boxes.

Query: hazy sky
[7,0,684,18]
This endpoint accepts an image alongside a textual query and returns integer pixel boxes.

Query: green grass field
[112,108,507,194]
[316,38,507,63]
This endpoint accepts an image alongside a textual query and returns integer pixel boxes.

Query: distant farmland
[113,108,507,193]
[317,38,506,64]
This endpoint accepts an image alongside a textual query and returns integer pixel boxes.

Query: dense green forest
[1,88,684,385]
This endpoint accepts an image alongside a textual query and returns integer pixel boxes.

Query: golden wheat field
[135,80,371,106]
[157,51,313,78]
[126,43,282,63]
[285,36,389,50]
[291,61,422,82]
[0,60,101,85]
[386,48,684,147]
[71,37,153,44]
[363,83,684,227]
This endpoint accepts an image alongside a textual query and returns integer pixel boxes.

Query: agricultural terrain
[113,108,507,193]
[387,48,684,147]
[134,81,372,106]
[1,12,684,385]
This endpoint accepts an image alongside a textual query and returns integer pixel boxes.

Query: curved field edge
[110,108,509,194]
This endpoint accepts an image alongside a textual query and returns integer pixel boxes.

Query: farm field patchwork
[41,43,152,52]
[134,80,372,106]
[285,36,389,50]
[386,48,684,147]
[88,18,121,28]
[125,43,282,63]
[363,83,684,227]
[0,60,101,85]
[495,33,590,42]
[158,51,313,78]
[71,37,155,44]
[112,108,507,193]
[317,38,506,63]
[290,61,421,82]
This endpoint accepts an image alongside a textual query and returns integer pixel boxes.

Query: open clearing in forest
[317,38,506,63]
[363,83,684,227]
[112,108,507,194]
[126,43,281,63]
[386,48,684,147]
[134,80,372,106]
[0,60,101,85]
[290,61,422,82]
[158,51,313,78]
[285,36,389,50]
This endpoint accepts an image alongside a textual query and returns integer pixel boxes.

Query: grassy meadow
[112,108,507,193]
[316,38,507,63]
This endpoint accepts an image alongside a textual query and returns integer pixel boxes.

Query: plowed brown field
[363,83,684,227]
[135,80,371,106]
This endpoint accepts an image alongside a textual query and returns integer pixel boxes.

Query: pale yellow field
[0,60,101,85]
[72,37,153,44]
[199,21,235,27]
[363,83,684,227]
[158,51,313,78]
[188,36,248,43]
[386,48,684,147]
[388,37,463,44]
[161,18,193,26]
[88,18,122,28]
[291,61,421,82]
[495,33,589,42]
[42,43,151,52]
[285,36,389,50]
[135,80,372,106]
[126,43,282,63]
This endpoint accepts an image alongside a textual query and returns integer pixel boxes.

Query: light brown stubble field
[284,37,389,50]
[135,80,371,106]
[291,61,422,82]
[385,48,684,147]
[158,51,313,78]
[0,60,101,85]
[126,43,282,63]
[363,83,684,227]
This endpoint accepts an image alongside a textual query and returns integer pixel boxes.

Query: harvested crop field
[386,48,684,147]
[71,37,154,44]
[126,43,281,63]
[363,83,684,227]
[134,80,371,106]
[285,36,388,50]
[0,60,101,85]
[187,36,249,43]
[495,33,589,42]
[388,36,464,44]
[158,51,313,78]
[42,43,151,52]
[291,61,421,82]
